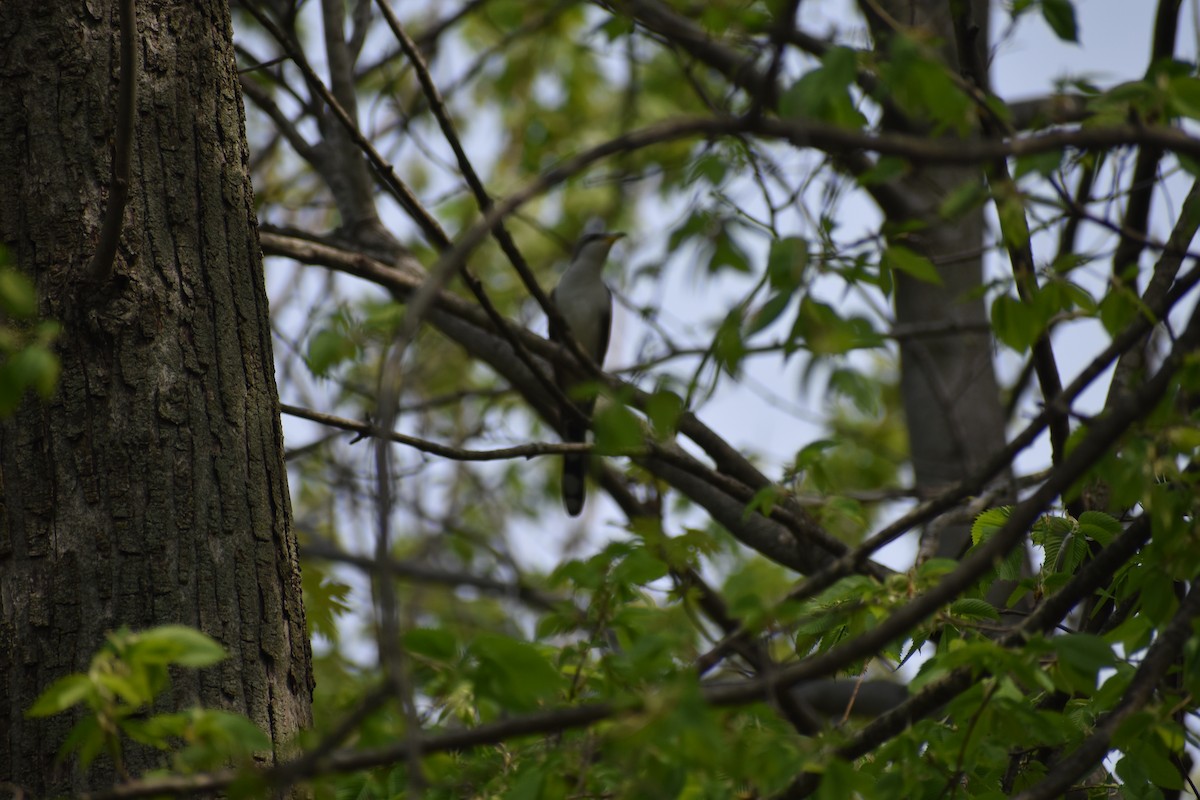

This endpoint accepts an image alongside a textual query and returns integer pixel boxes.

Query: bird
[548,231,625,516]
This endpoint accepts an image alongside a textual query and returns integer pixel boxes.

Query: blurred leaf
[470,634,565,711]
[306,328,358,377]
[0,269,37,318]
[28,674,94,718]
[746,292,793,335]
[1041,0,1078,42]
[883,245,942,285]
[404,628,459,663]
[767,236,809,290]
[938,180,989,220]
[129,625,227,668]
[780,48,867,128]
[645,389,684,439]
[1013,149,1064,179]
[593,401,643,453]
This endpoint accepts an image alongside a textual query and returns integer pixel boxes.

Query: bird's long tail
[561,416,588,516]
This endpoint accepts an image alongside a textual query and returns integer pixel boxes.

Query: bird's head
[572,231,625,262]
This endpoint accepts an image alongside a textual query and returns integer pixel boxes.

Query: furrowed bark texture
[0,1,312,792]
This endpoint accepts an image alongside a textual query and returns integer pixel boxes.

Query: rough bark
[0,1,312,793]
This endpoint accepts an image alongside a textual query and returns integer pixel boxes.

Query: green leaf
[1167,76,1200,119]
[990,294,1040,352]
[780,49,867,129]
[766,237,809,290]
[470,633,565,711]
[613,547,669,586]
[129,625,227,668]
[746,292,793,336]
[644,389,684,439]
[1013,148,1064,179]
[96,671,152,706]
[856,156,910,187]
[0,269,37,318]
[27,674,93,717]
[995,190,1032,248]
[188,708,272,751]
[1041,0,1079,42]
[707,228,750,274]
[592,402,643,453]
[972,507,1010,546]
[816,758,860,800]
[969,506,1024,580]
[744,484,785,518]
[1078,510,1121,545]
[404,628,459,662]
[882,245,942,285]
[827,367,879,416]
[938,180,989,220]
[61,716,107,769]
[1052,633,1115,678]
[713,311,747,375]
[949,598,1000,622]
[7,344,60,398]
[306,328,358,377]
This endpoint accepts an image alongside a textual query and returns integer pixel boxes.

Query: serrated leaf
[1078,511,1121,545]
[971,507,1012,546]
[949,598,1000,621]
[470,633,565,711]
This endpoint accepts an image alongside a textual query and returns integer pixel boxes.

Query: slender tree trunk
[0,1,312,793]
[863,0,1013,560]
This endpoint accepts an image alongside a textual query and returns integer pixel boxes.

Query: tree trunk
[864,0,1013,560]
[0,1,312,793]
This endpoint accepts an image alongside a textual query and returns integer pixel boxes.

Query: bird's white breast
[553,272,610,361]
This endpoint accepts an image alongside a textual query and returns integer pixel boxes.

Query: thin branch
[1011,579,1200,800]
[779,515,1155,798]
[281,402,613,460]
[300,539,569,613]
[950,0,1069,473]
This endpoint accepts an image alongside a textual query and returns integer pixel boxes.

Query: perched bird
[549,231,625,516]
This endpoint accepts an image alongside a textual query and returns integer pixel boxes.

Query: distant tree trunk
[0,1,312,793]
[864,0,1013,561]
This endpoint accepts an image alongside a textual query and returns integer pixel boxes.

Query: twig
[280,402,621,460]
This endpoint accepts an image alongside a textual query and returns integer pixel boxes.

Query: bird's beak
[604,232,626,245]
